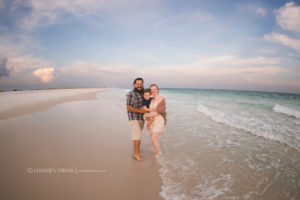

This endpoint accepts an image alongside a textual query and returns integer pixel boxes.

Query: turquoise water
[163,88,300,150]
[101,88,300,200]
[158,88,300,200]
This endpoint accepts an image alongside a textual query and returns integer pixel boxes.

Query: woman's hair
[149,84,159,93]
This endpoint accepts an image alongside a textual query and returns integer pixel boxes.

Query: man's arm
[126,92,146,113]
[127,105,147,113]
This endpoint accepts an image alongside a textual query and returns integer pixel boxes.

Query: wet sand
[0,88,162,200]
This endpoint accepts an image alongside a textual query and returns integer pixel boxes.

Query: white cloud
[59,61,135,79]
[254,6,267,17]
[264,32,300,53]
[276,2,300,34]
[135,56,300,92]
[0,33,55,72]
[137,56,284,79]
[0,41,54,73]
[55,56,298,91]
[56,61,137,87]
[264,2,300,55]
[1,55,299,93]
[193,56,281,66]
[0,35,56,85]
[59,61,135,76]
[33,67,55,82]
[236,3,267,17]
[0,33,43,58]
[9,56,54,72]
[15,0,159,31]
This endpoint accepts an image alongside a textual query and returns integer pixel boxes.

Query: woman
[148,84,166,157]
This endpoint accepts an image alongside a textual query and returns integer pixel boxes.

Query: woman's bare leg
[151,132,161,156]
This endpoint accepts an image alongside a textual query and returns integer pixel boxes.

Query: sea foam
[196,103,299,151]
[273,104,300,119]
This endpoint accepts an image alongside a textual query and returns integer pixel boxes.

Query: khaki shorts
[129,120,144,140]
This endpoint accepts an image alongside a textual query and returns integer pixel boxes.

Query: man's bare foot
[132,154,143,161]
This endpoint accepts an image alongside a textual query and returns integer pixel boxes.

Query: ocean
[99,88,300,200]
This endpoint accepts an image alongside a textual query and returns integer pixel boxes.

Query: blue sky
[0,0,300,93]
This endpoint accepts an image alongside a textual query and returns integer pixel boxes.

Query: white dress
[149,96,165,134]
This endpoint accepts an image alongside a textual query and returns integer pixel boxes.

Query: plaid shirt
[126,90,144,121]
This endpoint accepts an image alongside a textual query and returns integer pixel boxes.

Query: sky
[0,0,300,93]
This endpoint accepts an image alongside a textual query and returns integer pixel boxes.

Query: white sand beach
[0,88,110,120]
[0,88,162,200]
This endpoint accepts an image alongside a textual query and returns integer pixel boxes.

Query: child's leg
[146,117,154,132]
[143,113,149,120]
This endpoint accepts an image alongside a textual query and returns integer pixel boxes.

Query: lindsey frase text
[26,167,106,175]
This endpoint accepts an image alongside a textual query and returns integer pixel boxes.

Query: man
[126,78,147,161]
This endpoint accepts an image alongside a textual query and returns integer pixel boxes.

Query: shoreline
[0,88,110,120]
[0,88,163,200]
[1,87,300,96]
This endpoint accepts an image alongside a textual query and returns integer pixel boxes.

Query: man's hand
[139,108,148,113]
[143,107,152,112]
[148,108,156,112]
[139,107,148,113]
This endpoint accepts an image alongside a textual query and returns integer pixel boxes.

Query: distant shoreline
[1,86,299,96]
[0,88,111,120]
[0,87,108,93]
[158,87,300,96]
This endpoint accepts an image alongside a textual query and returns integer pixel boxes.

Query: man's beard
[134,87,144,94]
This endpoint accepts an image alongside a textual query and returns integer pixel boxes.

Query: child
[142,89,155,132]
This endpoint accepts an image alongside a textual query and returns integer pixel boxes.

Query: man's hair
[133,77,144,84]
[143,89,151,94]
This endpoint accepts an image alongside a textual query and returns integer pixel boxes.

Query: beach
[1,88,300,200]
[0,88,162,200]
